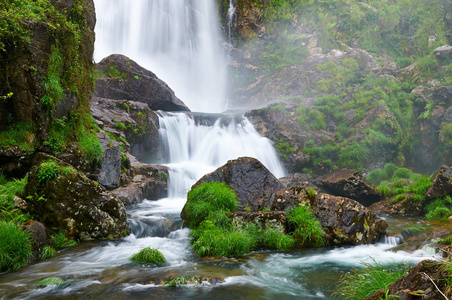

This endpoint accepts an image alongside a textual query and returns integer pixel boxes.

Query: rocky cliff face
[0,0,96,177]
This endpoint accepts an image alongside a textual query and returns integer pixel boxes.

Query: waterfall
[158,112,286,198]
[94,0,228,112]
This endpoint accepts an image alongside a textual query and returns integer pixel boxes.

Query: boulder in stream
[190,156,284,210]
[23,153,130,240]
[425,165,452,200]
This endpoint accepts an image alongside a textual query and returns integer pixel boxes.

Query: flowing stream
[0,0,442,299]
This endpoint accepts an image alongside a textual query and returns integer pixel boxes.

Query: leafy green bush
[287,206,327,247]
[392,168,412,180]
[334,260,413,299]
[0,220,32,272]
[130,247,165,264]
[425,196,452,220]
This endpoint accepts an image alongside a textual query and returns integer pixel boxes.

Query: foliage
[425,196,452,220]
[107,65,127,79]
[287,205,327,247]
[334,260,413,299]
[52,231,77,249]
[261,228,294,250]
[40,246,57,260]
[185,182,238,228]
[273,138,294,160]
[0,220,32,272]
[130,247,166,264]
[37,160,61,183]
[0,122,35,152]
[164,276,195,287]
[36,277,67,287]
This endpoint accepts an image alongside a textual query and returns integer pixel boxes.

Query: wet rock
[369,194,423,216]
[433,45,452,63]
[22,220,51,255]
[269,187,387,245]
[96,130,121,189]
[23,153,130,240]
[94,54,189,112]
[90,97,163,163]
[425,165,452,200]
[111,153,168,205]
[191,156,284,209]
[366,259,452,300]
[230,211,286,233]
[317,169,382,207]
[279,173,314,189]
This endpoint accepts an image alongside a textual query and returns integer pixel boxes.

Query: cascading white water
[158,112,285,198]
[94,0,228,112]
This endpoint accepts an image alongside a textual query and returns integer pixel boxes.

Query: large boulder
[433,45,452,63]
[190,157,284,209]
[270,187,387,245]
[23,153,130,240]
[94,54,190,112]
[317,169,382,206]
[366,260,452,299]
[90,97,163,163]
[425,165,452,200]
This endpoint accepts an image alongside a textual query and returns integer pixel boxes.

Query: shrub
[383,163,398,179]
[425,196,452,220]
[40,246,57,260]
[287,206,327,247]
[392,168,412,180]
[334,260,413,299]
[0,220,32,272]
[130,247,166,264]
[78,133,104,164]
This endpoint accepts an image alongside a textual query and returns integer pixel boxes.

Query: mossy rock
[130,247,165,264]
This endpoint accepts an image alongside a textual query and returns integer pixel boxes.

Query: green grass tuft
[287,206,328,247]
[52,231,77,249]
[0,220,32,272]
[36,277,66,287]
[130,247,166,264]
[334,260,413,299]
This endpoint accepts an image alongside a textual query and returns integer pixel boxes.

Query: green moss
[36,277,67,287]
[130,247,165,264]
[0,122,35,152]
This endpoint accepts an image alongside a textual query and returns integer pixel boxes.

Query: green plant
[36,277,67,287]
[130,247,166,264]
[185,182,238,228]
[261,228,294,250]
[425,196,452,220]
[78,132,104,164]
[52,231,77,249]
[114,122,127,131]
[287,205,327,247]
[37,160,61,183]
[107,65,127,79]
[0,122,35,152]
[40,246,57,260]
[334,260,413,299]
[0,220,32,272]
[164,276,195,287]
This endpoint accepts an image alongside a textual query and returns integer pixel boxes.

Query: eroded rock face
[90,97,162,163]
[270,187,387,245]
[94,54,189,112]
[191,156,284,209]
[425,165,452,200]
[23,153,130,240]
[366,260,452,300]
[111,153,168,205]
[317,169,382,207]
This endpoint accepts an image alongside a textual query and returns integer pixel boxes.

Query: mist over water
[94,0,228,112]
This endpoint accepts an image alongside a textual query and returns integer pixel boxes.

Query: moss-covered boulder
[23,153,130,240]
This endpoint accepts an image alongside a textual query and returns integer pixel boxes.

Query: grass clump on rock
[0,220,32,272]
[130,247,165,264]
[186,182,296,257]
[287,206,327,247]
[334,260,413,299]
